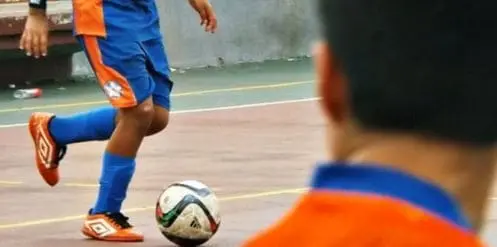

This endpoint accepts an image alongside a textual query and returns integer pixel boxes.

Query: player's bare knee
[147,107,169,136]
[120,99,155,133]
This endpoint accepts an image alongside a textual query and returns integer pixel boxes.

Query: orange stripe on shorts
[82,36,138,108]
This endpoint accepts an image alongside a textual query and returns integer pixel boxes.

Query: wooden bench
[0,0,80,86]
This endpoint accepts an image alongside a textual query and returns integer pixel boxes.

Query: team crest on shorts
[103,81,123,99]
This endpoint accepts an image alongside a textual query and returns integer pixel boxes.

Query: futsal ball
[155,180,221,246]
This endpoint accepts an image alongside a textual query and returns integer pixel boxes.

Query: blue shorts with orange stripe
[77,36,173,109]
[73,0,171,109]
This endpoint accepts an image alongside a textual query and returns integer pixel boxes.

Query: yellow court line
[0,80,314,114]
[0,187,307,230]
[63,183,99,188]
[0,181,24,185]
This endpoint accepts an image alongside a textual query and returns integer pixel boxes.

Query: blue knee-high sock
[92,152,136,214]
[49,107,117,146]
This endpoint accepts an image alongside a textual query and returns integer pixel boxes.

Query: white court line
[0,97,319,129]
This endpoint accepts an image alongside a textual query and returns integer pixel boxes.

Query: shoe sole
[81,227,144,242]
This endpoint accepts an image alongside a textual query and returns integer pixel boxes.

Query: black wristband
[29,0,47,10]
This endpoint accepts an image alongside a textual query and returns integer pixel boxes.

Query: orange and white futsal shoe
[28,112,67,187]
[82,211,144,242]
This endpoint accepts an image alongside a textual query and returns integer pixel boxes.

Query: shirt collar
[310,162,472,230]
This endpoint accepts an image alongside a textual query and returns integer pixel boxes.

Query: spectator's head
[315,0,497,158]
[314,0,497,230]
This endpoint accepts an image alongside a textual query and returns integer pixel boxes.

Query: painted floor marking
[0,188,307,229]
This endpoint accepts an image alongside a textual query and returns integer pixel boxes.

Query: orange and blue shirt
[243,163,484,247]
[72,0,162,41]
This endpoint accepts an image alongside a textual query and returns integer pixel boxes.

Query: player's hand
[20,9,49,58]
[188,0,217,33]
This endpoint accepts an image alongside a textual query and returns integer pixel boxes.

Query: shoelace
[107,212,133,229]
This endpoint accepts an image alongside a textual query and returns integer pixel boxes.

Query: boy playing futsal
[244,0,497,246]
[20,0,217,242]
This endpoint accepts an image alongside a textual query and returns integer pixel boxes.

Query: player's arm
[187,0,218,33]
[19,0,49,58]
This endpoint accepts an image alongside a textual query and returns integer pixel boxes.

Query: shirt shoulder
[243,192,484,247]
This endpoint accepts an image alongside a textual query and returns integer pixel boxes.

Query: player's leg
[148,76,172,135]
[114,105,169,136]
[29,46,167,187]
[75,35,152,242]
[141,37,173,136]
[47,107,118,144]
[28,44,121,187]
[44,102,165,148]
[43,101,169,148]
[84,40,173,242]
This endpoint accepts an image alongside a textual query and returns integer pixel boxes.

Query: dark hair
[318,0,497,146]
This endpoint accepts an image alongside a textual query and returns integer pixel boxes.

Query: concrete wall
[73,0,318,75]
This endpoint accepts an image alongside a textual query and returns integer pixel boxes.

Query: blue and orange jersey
[243,163,485,247]
[72,0,161,41]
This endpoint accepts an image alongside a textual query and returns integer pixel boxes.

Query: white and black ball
[155,180,221,246]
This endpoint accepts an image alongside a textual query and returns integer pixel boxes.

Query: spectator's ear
[313,41,348,124]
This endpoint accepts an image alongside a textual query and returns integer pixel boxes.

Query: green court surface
[0,58,315,126]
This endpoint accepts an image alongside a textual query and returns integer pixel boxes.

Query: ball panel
[158,186,192,214]
[166,204,213,239]
[173,180,221,229]
[157,193,219,233]
[156,180,221,246]
[168,181,213,197]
